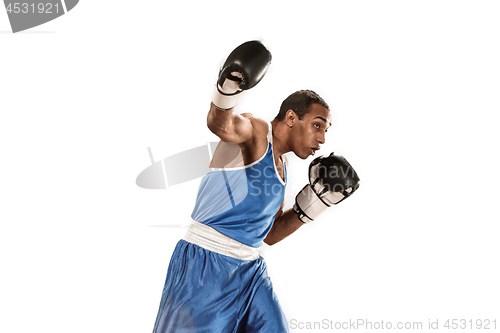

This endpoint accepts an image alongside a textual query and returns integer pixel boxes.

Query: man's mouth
[311,147,320,155]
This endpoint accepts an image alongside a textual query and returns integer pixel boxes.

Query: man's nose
[317,132,326,144]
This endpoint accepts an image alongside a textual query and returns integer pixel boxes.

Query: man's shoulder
[240,113,269,136]
[238,113,269,152]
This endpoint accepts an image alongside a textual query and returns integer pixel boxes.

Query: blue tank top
[191,123,287,247]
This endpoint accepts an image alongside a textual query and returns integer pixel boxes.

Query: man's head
[274,90,330,121]
[274,90,332,159]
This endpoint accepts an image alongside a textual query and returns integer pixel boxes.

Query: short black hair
[274,90,329,121]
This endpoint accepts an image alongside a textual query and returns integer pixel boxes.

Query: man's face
[290,103,332,159]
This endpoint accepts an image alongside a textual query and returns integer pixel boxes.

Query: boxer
[152,41,360,333]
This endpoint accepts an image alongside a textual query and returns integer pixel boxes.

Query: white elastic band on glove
[212,74,245,110]
[294,185,329,223]
[294,183,351,223]
[212,85,245,110]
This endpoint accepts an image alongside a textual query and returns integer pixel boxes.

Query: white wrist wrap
[294,184,330,223]
[212,84,245,110]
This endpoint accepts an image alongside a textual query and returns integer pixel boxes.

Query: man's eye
[314,124,320,129]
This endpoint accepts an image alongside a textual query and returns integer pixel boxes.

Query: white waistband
[183,220,261,261]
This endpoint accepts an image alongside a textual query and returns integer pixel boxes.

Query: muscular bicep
[207,103,254,145]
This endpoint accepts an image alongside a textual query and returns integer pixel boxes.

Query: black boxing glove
[212,40,272,110]
[293,153,360,223]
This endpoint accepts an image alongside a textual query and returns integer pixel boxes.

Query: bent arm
[207,41,271,145]
[264,207,304,246]
[264,187,303,246]
[207,103,254,145]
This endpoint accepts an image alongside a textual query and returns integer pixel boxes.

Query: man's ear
[285,109,297,128]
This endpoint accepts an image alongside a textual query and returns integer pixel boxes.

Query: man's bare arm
[264,207,304,246]
[208,41,271,145]
[207,103,254,145]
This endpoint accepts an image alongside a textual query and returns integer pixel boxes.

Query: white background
[1,1,499,332]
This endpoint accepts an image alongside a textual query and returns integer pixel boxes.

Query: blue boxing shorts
[152,221,289,333]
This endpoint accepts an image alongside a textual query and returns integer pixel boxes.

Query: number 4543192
[6,3,60,14]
